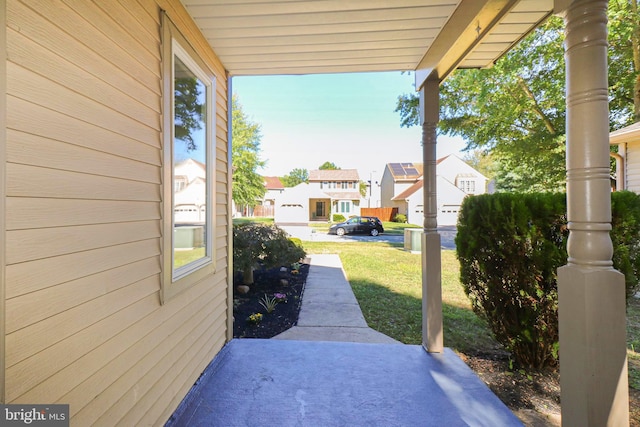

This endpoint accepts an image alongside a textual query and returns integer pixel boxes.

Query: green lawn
[174,247,206,268]
[302,241,496,353]
[233,217,274,225]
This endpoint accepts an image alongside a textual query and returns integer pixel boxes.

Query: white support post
[420,80,443,353]
[559,0,629,425]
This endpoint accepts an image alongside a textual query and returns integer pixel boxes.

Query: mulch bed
[233,263,309,338]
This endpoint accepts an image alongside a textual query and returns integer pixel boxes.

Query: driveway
[281,225,457,249]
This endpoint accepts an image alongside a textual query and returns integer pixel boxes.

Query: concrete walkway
[273,254,400,344]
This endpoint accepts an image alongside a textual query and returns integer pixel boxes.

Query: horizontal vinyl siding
[4,1,229,426]
[626,143,640,193]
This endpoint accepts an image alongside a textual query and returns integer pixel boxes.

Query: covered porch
[194,0,626,425]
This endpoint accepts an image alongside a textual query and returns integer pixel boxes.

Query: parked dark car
[329,216,384,236]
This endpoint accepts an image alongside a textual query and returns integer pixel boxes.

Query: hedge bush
[233,222,306,285]
[393,213,408,223]
[611,191,640,299]
[456,191,640,369]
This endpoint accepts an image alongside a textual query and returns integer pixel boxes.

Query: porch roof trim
[181,0,553,86]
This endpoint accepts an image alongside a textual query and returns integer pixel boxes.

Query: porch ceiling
[181,0,553,84]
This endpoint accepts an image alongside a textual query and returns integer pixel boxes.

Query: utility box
[174,225,205,249]
[404,228,423,253]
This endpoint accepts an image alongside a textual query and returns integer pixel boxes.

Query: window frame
[161,15,216,303]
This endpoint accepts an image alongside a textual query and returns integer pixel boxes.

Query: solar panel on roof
[404,168,419,176]
[390,164,405,174]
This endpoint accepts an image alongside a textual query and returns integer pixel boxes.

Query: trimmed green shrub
[233,222,306,285]
[332,214,346,223]
[393,213,407,223]
[611,191,640,299]
[456,191,640,369]
[456,193,565,369]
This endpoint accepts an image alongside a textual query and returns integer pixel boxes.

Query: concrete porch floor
[166,339,522,426]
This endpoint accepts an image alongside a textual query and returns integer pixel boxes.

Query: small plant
[332,214,346,223]
[274,293,287,303]
[393,213,407,223]
[247,313,263,324]
[291,262,302,270]
[259,294,279,313]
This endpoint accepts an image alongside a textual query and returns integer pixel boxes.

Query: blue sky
[232,72,466,184]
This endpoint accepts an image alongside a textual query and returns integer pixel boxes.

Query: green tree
[232,95,266,207]
[462,150,497,182]
[359,181,368,197]
[609,0,640,123]
[281,168,309,187]
[174,77,203,152]
[396,6,640,192]
[319,161,341,170]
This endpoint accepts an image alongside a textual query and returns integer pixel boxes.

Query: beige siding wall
[625,142,640,193]
[1,0,7,404]
[4,0,229,425]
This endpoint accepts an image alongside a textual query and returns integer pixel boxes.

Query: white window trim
[161,15,216,303]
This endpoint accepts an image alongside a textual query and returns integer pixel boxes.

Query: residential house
[381,155,488,225]
[0,1,627,425]
[309,169,362,219]
[274,169,362,224]
[174,158,207,249]
[174,158,206,224]
[610,121,640,192]
[233,175,284,218]
[253,176,284,217]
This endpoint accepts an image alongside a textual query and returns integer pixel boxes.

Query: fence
[253,205,274,218]
[360,207,398,222]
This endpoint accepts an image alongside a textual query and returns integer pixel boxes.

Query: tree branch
[517,77,557,135]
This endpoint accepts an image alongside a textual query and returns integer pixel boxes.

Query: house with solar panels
[380,155,488,226]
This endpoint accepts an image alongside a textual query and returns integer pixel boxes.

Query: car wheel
[370,229,379,236]
[336,228,346,236]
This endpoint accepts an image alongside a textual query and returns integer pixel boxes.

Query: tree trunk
[632,0,640,121]
[242,266,254,285]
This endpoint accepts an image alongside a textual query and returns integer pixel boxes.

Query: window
[162,15,216,302]
[174,175,188,193]
[458,179,476,193]
[340,201,351,213]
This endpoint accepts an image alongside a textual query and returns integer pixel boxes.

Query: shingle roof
[309,169,360,181]
[263,176,284,189]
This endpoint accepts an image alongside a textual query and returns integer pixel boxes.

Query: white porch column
[559,0,629,425]
[420,80,443,353]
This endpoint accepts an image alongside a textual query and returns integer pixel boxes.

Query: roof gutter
[610,150,625,191]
